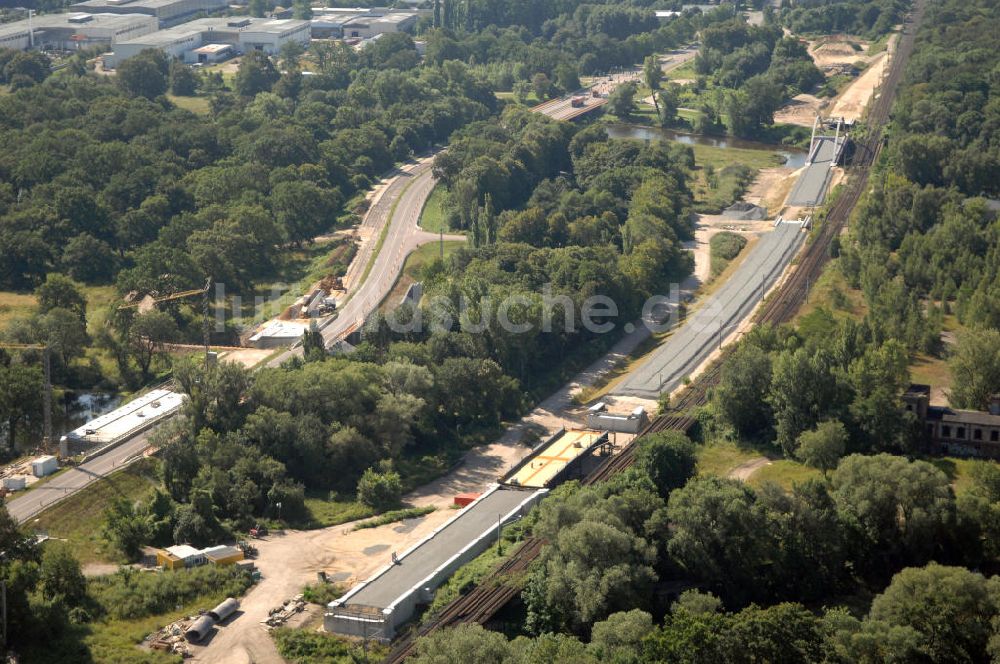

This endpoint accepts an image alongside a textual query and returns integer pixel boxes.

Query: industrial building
[586,403,650,434]
[104,16,310,68]
[0,12,157,51]
[156,543,245,569]
[310,8,419,39]
[310,12,368,39]
[69,0,228,27]
[342,12,418,39]
[904,385,1000,458]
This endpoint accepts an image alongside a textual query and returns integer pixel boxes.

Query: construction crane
[0,343,52,453]
[119,277,213,360]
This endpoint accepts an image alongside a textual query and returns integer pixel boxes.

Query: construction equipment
[119,277,213,360]
[0,343,52,453]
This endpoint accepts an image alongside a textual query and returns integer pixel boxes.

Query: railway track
[382,6,923,661]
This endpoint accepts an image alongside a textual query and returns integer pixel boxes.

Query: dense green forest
[780,0,906,38]
[659,19,825,137]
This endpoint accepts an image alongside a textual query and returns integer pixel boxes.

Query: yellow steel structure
[508,429,604,488]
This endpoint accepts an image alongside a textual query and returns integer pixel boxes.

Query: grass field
[0,291,37,328]
[696,440,766,478]
[298,494,373,529]
[381,240,465,312]
[168,94,211,115]
[417,183,451,234]
[911,352,952,396]
[689,143,785,172]
[926,456,979,496]
[667,60,697,80]
[28,460,161,565]
[688,143,784,213]
[795,258,867,323]
[748,459,823,490]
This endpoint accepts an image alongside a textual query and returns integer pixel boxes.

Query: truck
[570,96,586,108]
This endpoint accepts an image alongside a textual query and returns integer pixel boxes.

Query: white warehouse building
[104,16,309,68]
[0,12,157,52]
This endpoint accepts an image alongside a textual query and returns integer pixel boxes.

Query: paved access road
[7,429,155,524]
[320,159,438,345]
[787,136,838,207]
[614,222,805,399]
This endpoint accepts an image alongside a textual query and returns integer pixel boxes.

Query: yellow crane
[118,277,214,360]
[0,342,52,452]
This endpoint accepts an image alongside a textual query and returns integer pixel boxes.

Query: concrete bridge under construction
[325,429,610,641]
[787,117,849,207]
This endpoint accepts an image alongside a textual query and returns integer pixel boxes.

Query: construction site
[325,429,612,641]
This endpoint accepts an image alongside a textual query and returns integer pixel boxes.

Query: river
[605,124,808,169]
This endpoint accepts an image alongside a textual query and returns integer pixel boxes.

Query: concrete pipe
[208,597,240,623]
[185,615,215,643]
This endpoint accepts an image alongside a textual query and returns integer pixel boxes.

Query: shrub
[89,565,252,620]
[356,468,403,511]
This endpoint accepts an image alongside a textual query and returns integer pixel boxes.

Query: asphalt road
[614,222,805,399]
[787,136,838,207]
[7,429,156,525]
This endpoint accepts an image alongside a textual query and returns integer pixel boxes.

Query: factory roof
[0,11,153,38]
[310,13,368,27]
[73,0,212,10]
[115,16,308,46]
[344,11,416,26]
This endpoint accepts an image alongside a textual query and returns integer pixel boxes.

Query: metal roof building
[104,16,310,67]
[0,12,157,51]
[69,0,228,27]
[341,12,418,39]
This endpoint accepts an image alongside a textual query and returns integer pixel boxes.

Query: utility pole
[202,276,212,363]
[27,9,34,49]
[496,514,502,554]
[1,580,6,652]
[42,347,51,451]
